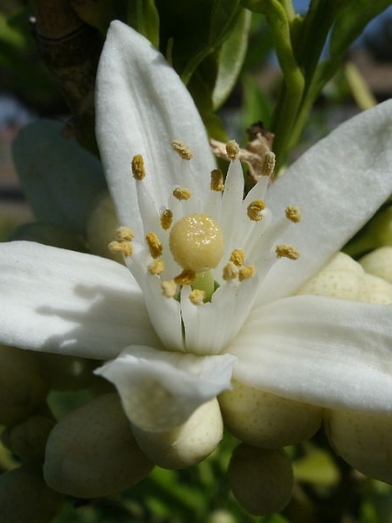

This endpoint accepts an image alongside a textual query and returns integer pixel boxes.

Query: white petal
[96,21,215,236]
[0,241,160,359]
[230,294,392,412]
[262,101,392,303]
[96,345,237,431]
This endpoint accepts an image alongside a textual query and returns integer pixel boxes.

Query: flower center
[169,214,224,273]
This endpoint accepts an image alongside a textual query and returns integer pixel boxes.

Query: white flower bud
[325,409,392,484]
[360,246,392,284]
[132,398,223,469]
[2,415,54,461]
[44,393,153,498]
[0,465,64,523]
[228,444,293,515]
[362,273,392,304]
[297,252,367,301]
[86,192,123,263]
[0,345,48,426]
[219,380,321,448]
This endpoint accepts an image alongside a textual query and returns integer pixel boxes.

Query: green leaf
[127,0,160,48]
[213,9,251,109]
[329,0,392,61]
[242,72,273,129]
[13,120,107,234]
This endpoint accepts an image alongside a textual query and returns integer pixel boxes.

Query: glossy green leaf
[13,120,106,234]
[329,0,392,61]
[242,72,273,129]
[127,0,160,48]
[213,9,251,109]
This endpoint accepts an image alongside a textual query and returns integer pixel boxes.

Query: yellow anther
[230,248,246,267]
[261,151,276,177]
[131,154,145,180]
[169,214,224,273]
[285,205,302,223]
[189,289,206,306]
[222,263,238,281]
[276,244,301,260]
[148,259,165,275]
[226,140,240,160]
[210,169,225,192]
[238,264,256,281]
[173,186,192,201]
[174,269,196,286]
[116,226,134,241]
[146,232,163,259]
[160,209,174,230]
[161,280,177,298]
[171,140,193,160]
[108,240,133,257]
[247,200,265,221]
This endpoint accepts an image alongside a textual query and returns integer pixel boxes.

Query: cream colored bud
[325,409,392,484]
[0,465,64,523]
[362,273,392,304]
[228,444,294,515]
[2,415,54,461]
[132,398,223,469]
[86,192,124,264]
[0,345,48,427]
[219,380,321,448]
[44,393,153,498]
[297,252,367,301]
[360,246,392,284]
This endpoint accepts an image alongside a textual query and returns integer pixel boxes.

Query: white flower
[2,21,392,440]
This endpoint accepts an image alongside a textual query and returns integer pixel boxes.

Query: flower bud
[360,246,392,284]
[363,273,392,304]
[219,380,321,448]
[0,345,48,426]
[86,192,123,263]
[228,444,293,515]
[132,398,223,469]
[325,409,392,484]
[0,465,64,523]
[2,415,54,461]
[297,252,367,301]
[44,393,153,498]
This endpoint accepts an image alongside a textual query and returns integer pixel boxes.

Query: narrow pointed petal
[0,242,160,359]
[96,21,215,236]
[96,346,237,431]
[262,101,392,303]
[230,295,392,412]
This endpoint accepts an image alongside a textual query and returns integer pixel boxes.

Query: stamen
[223,263,238,281]
[108,240,133,257]
[276,244,301,260]
[189,289,205,306]
[247,200,266,221]
[173,186,192,201]
[210,169,225,192]
[148,259,165,275]
[116,226,134,241]
[238,265,256,281]
[261,151,276,177]
[174,269,196,286]
[161,280,177,298]
[285,205,302,223]
[171,140,193,160]
[160,209,174,230]
[131,155,145,180]
[146,232,163,259]
[230,248,246,267]
[226,140,240,160]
